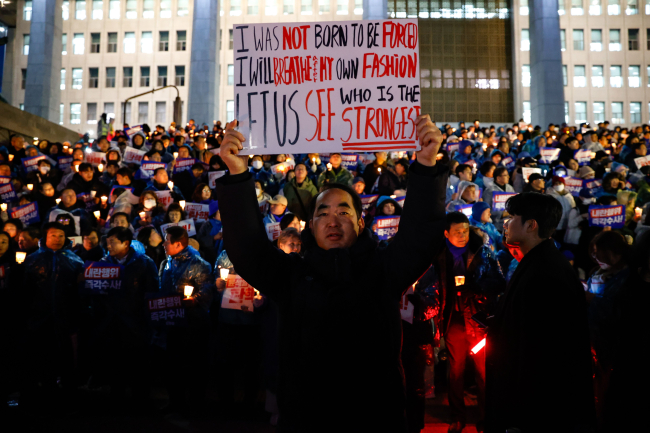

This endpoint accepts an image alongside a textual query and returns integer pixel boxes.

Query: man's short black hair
[505,192,562,239]
[165,226,189,247]
[153,167,167,176]
[309,183,363,221]
[116,167,133,180]
[107,226,133,244]
[23,226,41,240]
[455,164,471,175]
[493,167,508,178]
[191,162,205,171]
[111,212,130,223]
[42,222,67,238]
[445,212,469,231]
[479,161,496,176]
[78,162,93,172]
[82,228,101,238]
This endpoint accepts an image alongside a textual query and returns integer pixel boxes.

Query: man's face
[294,165,307,183]
[496,171,510,185]
[195,138,206,150]
[83,231,99,250]
[46,228,66,251]
[154,170,169,185]
[279,236,301,254]
[270,203,286,216]
[41,183,55,197]
[116,174,129,186]
[504,214,533,245]
[61,189,77,207]
[353,182,365,195]
[310,189,364,250]
[163,234,184,256]
[330,154,342,169]
[532,179,545,191]
[0,165,11,177]
[18,232,38,251]
[178,147,190,158]
[485,166,496,178]
[107,165,118,176]
[192,168,204,179]
[80,168,94,182]
[0,235,9,256]
[461,186,476,202]
[459,168,472,182]
[3,223,17,238]
[98,139,109,152]
[106,235,130,257]
[445,222,469,248]
[112,215,129,228]
[636,144,647,156]
[568,140,579,150]
[375,152,387,165]
[11,136,24,150]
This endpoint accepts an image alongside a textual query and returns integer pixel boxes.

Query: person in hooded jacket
[453,140,475,164]
[22,222,84,402]
[136,227,166,270]
[66,163,110,197]
[113,167,147,197]
[131,131,149,151]
[159,226,213,414]
[469,202,502,250]
[446,180,478,213]
[143,167,185,201]
[283,163,318,222]
[546,176,576,241]
[196,201,223,265]
[376,158,409,196]
[25,159,61,189]
[483,167,514,232]
[370,196,403,237]
[415,212,505,433]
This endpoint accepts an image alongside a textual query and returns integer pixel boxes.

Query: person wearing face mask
[546,176,576,241]
[254,180,272,206]
[469,202,502,250]
[132,191,165,228]
[26,160,60,188]
[249,155,277,196]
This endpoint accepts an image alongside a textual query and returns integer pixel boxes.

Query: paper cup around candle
[327,163,332,170]
[90,190,96,198]
[300,221,306,230]
[0,203,7,212]
[173,152,178,159]
[101,196,108,204]
[8,155,13,161]
[220,268,229,280]
[27,184,33,191]
[168,181,174,190]
[139,211,146,219]
[94,211,101,219]
[179,200,186,209]
[98,164,103,172]
[455,276,465,286]
[184,285,194,298]
[15,252,26,264]
[56,198,61,204]
[635,207,642,219]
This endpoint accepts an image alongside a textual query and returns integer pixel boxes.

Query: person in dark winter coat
[143,167,185,201]
[172,162,205,201]
[415,212,505,433]
[66,163,110,196]
[485,193,595,433]
[216,115,445,432]
[377,157,409,196]
[73,229,105,262]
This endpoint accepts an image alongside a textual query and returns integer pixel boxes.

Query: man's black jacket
[485,239,595,433]
[217,161,448,433]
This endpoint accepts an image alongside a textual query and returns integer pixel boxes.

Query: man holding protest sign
[216,113,446,432]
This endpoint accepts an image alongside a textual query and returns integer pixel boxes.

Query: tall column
[24,0,62,123]
[188,0,219,125]
[363,0,387,20]
[530,0,564,127]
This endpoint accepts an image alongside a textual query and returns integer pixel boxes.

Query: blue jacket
[143,180,186,200]
[159,245,213,327]
[24,239,84,334]
[249,167,278,196]
[469,217,503,250]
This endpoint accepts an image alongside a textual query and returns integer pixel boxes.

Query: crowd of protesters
[0,116,645,432]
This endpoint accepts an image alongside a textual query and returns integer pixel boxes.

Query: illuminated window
[610,65,622,87]
[70,103,81,124]
[521,29,530,51]
[629,65,641,87]
[593,102,605,122]
[92,0,103,19]
[75,0,87,20]
[590,29,602,51]
[611,102,624,123]
[592,65,604,87]
[574,65,586,87]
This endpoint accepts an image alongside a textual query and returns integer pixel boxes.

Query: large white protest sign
[234,19,421,154]
[208,170,227,188]
[123,147,147,165]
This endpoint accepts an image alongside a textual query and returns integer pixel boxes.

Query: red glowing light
[470,338,486,355]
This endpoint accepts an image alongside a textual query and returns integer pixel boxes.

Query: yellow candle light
[168,181,174,190]
[8,155,14,161]
[179,200,186,209]
[220,268,230,280]
[94,210,101,219]
[0,203,7,212]
[56,198,61,204]
[173,152,179,159]
[27,184,33,191]
[101,196,108,204]
[327,163,332,171]
[184,285,194,298]
[98,163,103,172]
[635,207,642,219]
[139,211,146,219]
[455,276,465,286]
[15,252,27,264]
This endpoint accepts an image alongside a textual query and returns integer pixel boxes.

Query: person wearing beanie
[547,175,576,241]
[578,165,595,179]
[469,201,503,250]
[524,173,545,193]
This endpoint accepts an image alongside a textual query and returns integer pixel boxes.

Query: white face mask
[255,188,262,197]
[554,184,565,192]
[40,166,50,174]
[581,198,594,205]
[144,199,156,209]
[252,160,263,170]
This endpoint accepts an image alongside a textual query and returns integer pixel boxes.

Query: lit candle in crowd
[635,207,642,219]
[173,152,178,159]
[0,204,7,212]
[220,268,230,280]
[327,163,332,171]
[56,198,61,204]
[470,338,486,355]
[312,157,316,163]
[8,155,13,161]
[15,252,27,264]
[75,165,79,172]
[27,184,33,191]
[377,167,382,173]
[101,196,108,204]
[98,163,104,172]
[455,276,465,286]
[179,200,186,209]
[184,285,194,298]
[168,181,174,190]
[139,211,146,219]
[390,195,396,199]
[300,221,306,231]
[90,190,96,198]
[94,210,101,219]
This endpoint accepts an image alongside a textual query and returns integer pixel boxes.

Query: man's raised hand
[415,114,442,167]
[219,120,249,175]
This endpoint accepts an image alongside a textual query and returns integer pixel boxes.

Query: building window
[87,103,97,123]
[574,65,586,87]
[631,102,642,123]
[72,68,83,89]
[565,101,570,123]
[104,102,115,119]
[109,0,120,19]
[21,69,26,90]
[178,0,189,16]
[122,102,131,124]
[60,69,66,90]
[354,0,362,14]
[70,103,81,124]
[611,102,624,123]
[522,65,531,87]
[62,1,70,20]
[559,0,566,15]
[302,0,312,14]
[319,0,330,14]
[226,100,235,122]
[284,0,294,14]
[609,29,621,51]
[138,102,148,123]
[175,66,185,86]
[160,0,172,17]
[229,29,233,49]
[91,33,100,53]
[590,29,602,51]
[523,101,531,124]
[124,32,135,53]
[92,0,103,19]
[589,0,602,14]
[159,31,169,51]
[89,67,99,88]
[608,0,621,14]
[266,1,277,14]
[75,0,87,20]
[73,33,84,55]
[563,65,568,86]
[592,65,604,87]
[626,0,639,14]
[521,29,530,51]
[560,29,566,51]
[106,67,116,87]
[647,66,650,87]
[23,1,33,21]
[226,64,234,85]
[573,29,584,50]
[628,29,639,50]
[230,0,242,15]
[156,101,166,123]
[143,0,154,18]
[629,65,641,87]
[248,0,259,14]
[520,0,529,15]
[107,32,117,52]
[140,67,150,87]
[610,65,623,87]
[19,104,24,111]
[177,31,187,51]
[571,0,584,15]
[593,101,605,122]
[141,31,153,53]
[62,34,67,55]
[646,0,650,13]
[337,0,348,14]
[575,102,587,123]
[123,67,133,87]
[23,34,29,55]
[60,104,65,125]
[125,0,136,18]
[157,66,167,86]
[647,29,650,50]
